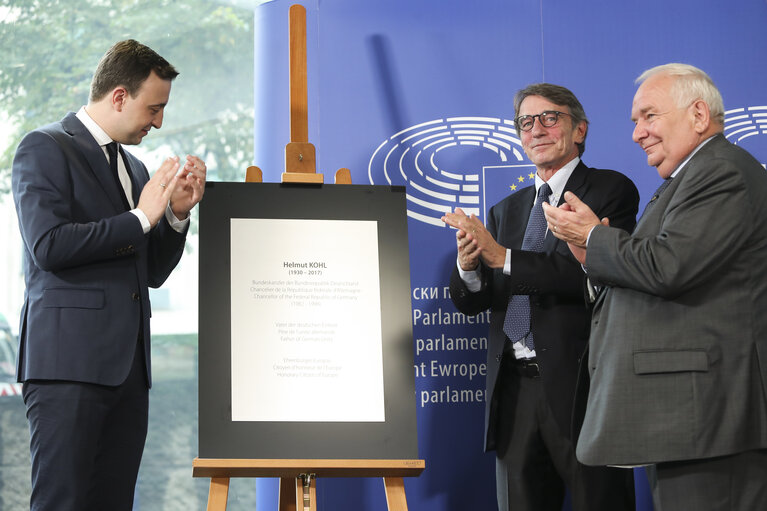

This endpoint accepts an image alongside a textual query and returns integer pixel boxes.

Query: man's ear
[573,120,587,144]
[111,87,127,112]
[691,99,711,134]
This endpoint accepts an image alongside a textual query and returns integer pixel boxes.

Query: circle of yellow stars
[510,172,536,191]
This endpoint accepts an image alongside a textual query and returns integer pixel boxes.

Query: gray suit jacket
[577,134,767,466]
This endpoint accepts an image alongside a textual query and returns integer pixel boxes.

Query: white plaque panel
[230,218,384,422]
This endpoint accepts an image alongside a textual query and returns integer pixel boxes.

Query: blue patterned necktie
[502,183,552,350]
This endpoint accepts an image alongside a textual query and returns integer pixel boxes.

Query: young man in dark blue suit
[443,84,637,511]
[12,39,206,510]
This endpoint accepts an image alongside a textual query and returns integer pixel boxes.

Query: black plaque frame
[198,182,417,460]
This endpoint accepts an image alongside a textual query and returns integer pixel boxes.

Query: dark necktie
[502,183,552,350]
[639,178,673,219]
[106,142,131,211]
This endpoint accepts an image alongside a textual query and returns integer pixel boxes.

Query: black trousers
[23,339,148,511]
[494,356,635,511]
[648,449,767,511]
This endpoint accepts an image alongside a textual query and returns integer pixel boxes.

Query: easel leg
[206,477,230,511]
[383,477,408,511]
[279,475,316,511]
[278,477,296,511]
[296,474,317,511]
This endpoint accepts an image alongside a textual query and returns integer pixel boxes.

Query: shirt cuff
[165,205,190,233]
[130,209,152,234]
[130,205,190,235]
[586,277,598,302]
[457,258,482,293]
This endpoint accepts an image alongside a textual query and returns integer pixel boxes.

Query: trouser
[23,339,148,511]
[494,355,635,511]
[648,449,767,511]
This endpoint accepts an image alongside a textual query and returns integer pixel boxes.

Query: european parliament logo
[367,116,535,228]
[724,105,767,169]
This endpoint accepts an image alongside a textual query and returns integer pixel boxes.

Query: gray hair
[636,63,725,126]
[513,83,589,156]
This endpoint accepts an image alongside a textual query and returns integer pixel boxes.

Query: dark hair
[513,83,589,156]
[90,39,179,102]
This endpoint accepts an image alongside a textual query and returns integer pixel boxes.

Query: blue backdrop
[251,1,767,509]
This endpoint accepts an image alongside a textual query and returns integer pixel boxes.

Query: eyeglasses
[515,111,573,132]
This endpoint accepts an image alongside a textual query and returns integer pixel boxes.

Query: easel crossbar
[192,458,425,479]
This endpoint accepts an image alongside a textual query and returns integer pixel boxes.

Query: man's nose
[632,122,646,143]
[531,117,547,135]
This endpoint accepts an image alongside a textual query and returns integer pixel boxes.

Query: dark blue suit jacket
[449,161,639,451]
[12,112,187,387]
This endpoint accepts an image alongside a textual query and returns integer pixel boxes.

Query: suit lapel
[559,161,590,202]
[634,134,728,235]
[61,113,127,213]
[542,161,589,253]
[502,186,535,249]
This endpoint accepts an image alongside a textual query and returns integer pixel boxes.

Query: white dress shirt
[76,106,188,234]
[457,157,581,358]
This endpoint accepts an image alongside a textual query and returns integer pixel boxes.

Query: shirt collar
[75,106,114,148]
[534,156,580,204]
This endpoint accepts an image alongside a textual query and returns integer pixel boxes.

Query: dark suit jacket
[577,134,767,466]
[12,112,187,387]
[450,161,639,451]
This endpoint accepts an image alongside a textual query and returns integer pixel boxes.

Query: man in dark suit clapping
[442,83,638,511]
[12,39,206,511]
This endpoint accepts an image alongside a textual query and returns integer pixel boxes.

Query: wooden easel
[193,5,424,510]
[246,4,350,187]
[192,458,425,511]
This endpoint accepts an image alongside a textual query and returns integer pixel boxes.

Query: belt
[512,357,540,378]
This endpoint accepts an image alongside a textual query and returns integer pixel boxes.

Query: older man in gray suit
[542,63,767,510]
